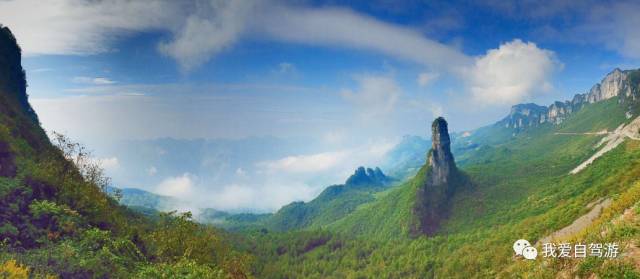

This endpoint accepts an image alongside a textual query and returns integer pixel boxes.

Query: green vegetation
[3,22,640,277]
[0,25,249,278]
[212,167,393,232]
[234,96,640,278]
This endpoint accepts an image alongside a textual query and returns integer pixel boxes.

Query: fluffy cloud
[341,75,401,117]
[158,0,256,72]
[155,173,194,199]
[466,39,560,105]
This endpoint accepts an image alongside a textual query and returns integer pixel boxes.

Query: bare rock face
[428,117,456,186]
[502,104,548,130]
[500,68,639,132]
[0,25,38,123]
[412,117,462,236]
[587,68,631,103]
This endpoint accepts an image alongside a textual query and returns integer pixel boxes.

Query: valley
[1,6,640,277]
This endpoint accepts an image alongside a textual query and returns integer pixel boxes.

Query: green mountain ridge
[239,69,640,277]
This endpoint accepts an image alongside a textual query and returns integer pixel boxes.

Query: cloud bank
[466,39,560,105]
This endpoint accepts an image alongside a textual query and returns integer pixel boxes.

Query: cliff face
[0,25,38,123]
[413,117,462,236]
[500,68,639,131]
[587,68,632,103]
[501,103,548,130]
[428,118,456,186]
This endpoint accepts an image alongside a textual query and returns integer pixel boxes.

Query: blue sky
[2,0,640,211]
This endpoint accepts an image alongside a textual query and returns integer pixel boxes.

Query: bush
[135,258,226,279]
[0,259,29,279]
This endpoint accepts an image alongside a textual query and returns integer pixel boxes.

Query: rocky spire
[412,117,462,236]
[428,117,456,186]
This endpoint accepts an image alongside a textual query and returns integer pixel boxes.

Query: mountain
[412,117,467,236]
[0,25,249,278]
[246,69,640,277]
[324,118,469,239]
[500,68,639,131]
[105,186,178,212]
[207,166,394,231]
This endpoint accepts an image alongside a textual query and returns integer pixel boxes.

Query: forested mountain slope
[241,69,640,278]
[0,25,249,278]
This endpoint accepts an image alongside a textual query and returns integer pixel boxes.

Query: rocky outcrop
[587,68,632,103]
[345,166,390,187]
[501,103,548,130]
[428,117,456,186]
[413,117,463,236]
[0,25,38,123]
[501,68,639,131]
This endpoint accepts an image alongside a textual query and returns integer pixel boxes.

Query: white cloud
[466,39,560,105]
[209,182,317,212]
[72,76,116,85]
[256,6,471,71]
[158,0,256,72]
[155,173,194,199]
[0,0,179,55]
[93,156,119,171]
[258,151,348,173]
[0,0,470,72]
[341,75,401,117]
[417,72,440,87]
[239,140,396,211]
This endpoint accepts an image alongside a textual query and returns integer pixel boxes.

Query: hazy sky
[2,0,640,212]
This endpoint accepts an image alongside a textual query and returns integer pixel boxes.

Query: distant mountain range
[109,165,394,230]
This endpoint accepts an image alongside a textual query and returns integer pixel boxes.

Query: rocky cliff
[428,118,456,186]
[412,117,462,236]
[0,25,38,123]
[500,68,639,130]
[345,166,391,187]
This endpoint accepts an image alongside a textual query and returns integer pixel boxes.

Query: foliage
[0,259,29,279]
[134,258,227,279]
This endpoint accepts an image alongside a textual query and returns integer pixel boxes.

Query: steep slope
[330,117,468,238]
[412,117,467,235]
[0,25,249,278]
